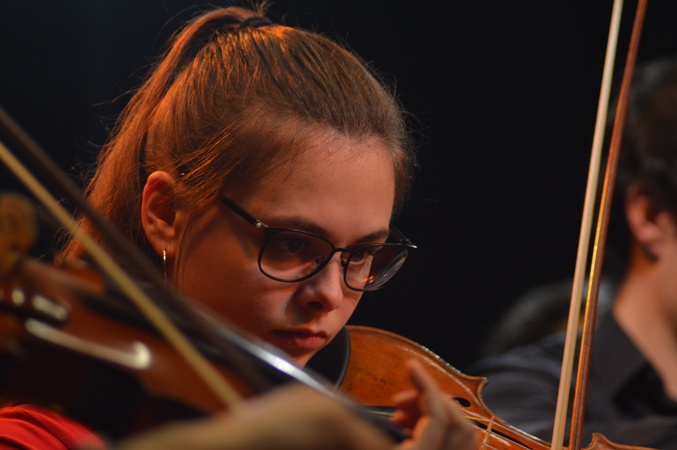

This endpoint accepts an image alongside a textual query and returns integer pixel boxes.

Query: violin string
[466,413,540,449]
[480,417,496,449]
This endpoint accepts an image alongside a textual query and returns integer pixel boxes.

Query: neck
[613,245,677,399]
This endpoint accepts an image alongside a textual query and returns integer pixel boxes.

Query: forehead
[244,126,395,194]
[236,132,396,239]
[278,129,392,182]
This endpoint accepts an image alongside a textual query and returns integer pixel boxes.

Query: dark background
[1,1,676,371]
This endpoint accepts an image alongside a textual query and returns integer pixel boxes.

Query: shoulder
[463,334,569,439]
[0,404,102,449]
[470,332,567,379]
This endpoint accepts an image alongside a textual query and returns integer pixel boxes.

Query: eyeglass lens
[259,230,408,291]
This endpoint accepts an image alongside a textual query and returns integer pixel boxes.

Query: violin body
[0,258,253,436]
[342,325,653,450]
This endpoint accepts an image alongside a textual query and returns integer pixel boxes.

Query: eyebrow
[220,197,393,246]
[269,216,391,245]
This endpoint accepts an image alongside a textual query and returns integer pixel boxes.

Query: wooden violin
[341,325,652,450]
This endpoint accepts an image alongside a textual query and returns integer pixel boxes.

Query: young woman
[0,5,476,450]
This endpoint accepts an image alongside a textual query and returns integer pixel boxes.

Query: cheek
[175,222,266,327]
[178,249,298,340]
[331,293,361,330]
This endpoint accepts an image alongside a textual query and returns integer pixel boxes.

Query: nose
[296,256,345,312]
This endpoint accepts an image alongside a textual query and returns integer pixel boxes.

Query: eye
[349,247,378,265]
[265,231,329,263]
[272,234,309,255]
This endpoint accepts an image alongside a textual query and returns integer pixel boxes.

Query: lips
[269,329,329,354]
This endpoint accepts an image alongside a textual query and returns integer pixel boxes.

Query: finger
[405,359,441,400]
[396,360,478,450]
[392,389,418,411]
[391,389,420,428]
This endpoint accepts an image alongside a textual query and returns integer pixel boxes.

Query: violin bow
[551,1,647,449]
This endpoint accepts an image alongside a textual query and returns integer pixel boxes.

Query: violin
[341,325,653,450]
[0,256,248,436]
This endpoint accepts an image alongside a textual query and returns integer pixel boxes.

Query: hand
[113,384,395,450]
[391,359,478,450]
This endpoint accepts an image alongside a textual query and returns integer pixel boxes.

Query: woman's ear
[625,185,677,261]
[142,171,179,258]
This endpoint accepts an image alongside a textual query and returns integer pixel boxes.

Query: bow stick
[551,1,648,449]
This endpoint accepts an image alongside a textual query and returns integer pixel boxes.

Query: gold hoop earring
[162,247,168,282]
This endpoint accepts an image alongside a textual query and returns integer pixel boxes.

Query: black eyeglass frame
[219,196,416,292]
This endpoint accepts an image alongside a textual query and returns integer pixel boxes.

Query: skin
[613,186,677,399]
[141,129,396,366]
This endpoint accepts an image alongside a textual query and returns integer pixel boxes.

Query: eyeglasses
[219,197,416,292]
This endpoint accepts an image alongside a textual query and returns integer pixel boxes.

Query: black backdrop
[2,1,677,371]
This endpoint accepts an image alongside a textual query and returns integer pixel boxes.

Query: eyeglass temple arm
[220,197,266,230]
[222,196,414,248]
[389,225,416,248]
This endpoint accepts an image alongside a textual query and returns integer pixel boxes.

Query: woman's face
[173,132,396,366]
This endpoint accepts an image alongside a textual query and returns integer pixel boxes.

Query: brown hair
[62,5,415,262]
[606,58,677,279]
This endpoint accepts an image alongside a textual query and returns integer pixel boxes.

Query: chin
[292,354,313,367]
